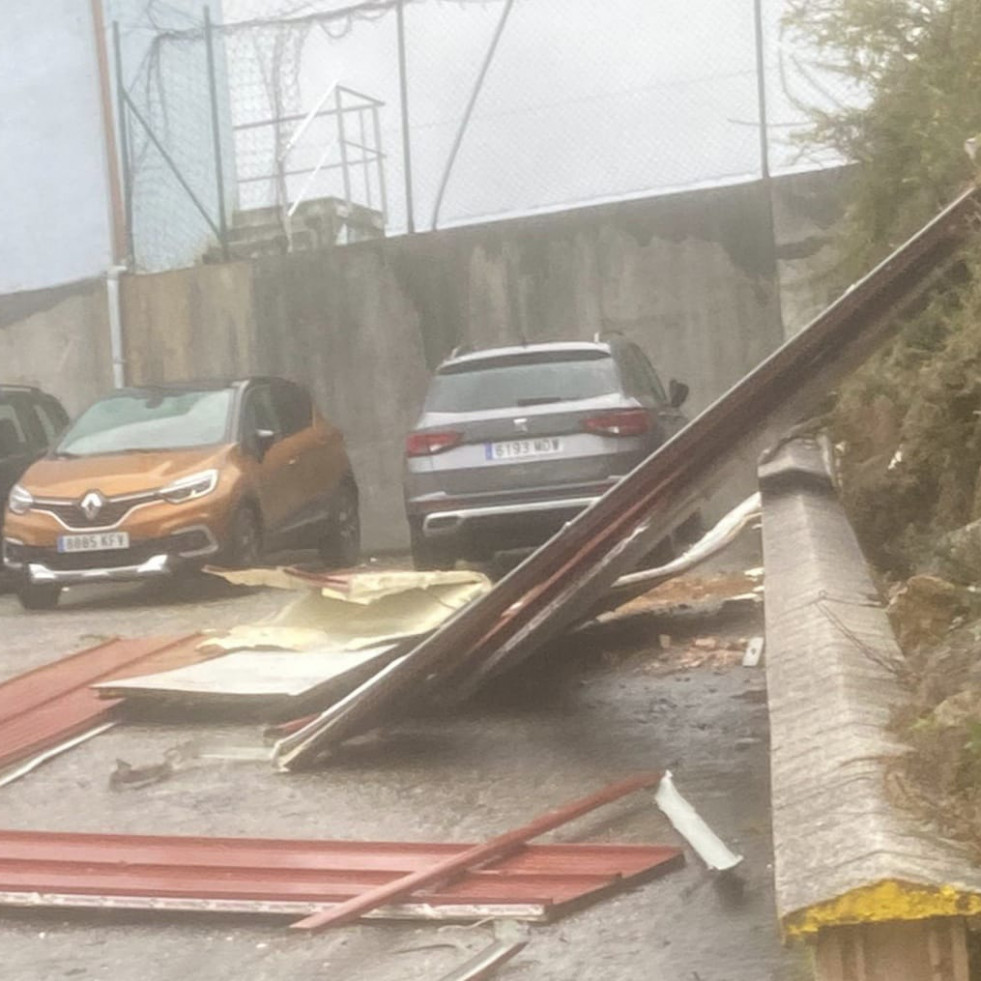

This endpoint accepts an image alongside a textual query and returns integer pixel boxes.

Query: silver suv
[403,338,691,569]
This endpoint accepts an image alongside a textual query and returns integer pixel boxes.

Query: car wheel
[319,480,360,569]
[17,582,62,611]
[223,505,263,569]
[410,524,457,571]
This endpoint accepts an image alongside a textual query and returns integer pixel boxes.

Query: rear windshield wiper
[515,396,566,406]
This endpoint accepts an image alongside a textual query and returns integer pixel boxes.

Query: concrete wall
[0,280,112,415]
[0,2,113,292]
[122,178,787,550]
[772,166,853,337]
[0,171,850,553]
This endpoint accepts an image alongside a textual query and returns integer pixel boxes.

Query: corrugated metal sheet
[0,829,682,922]
[0,635,204,772]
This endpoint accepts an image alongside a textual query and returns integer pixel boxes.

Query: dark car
[0,384,69,521]
[403,338,692,569]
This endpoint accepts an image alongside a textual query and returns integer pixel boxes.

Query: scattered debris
[291,772,678,931]
[654,771,743,872]
[434,939,528,981]
[742,636,765,667]
[0,635,203,778]
[109,748,182,790]
[692,637,719,651]
[611,572,763,620]
[94,645,403,716]
[172,736,274,763]
[600,494,762,611]
[268,183,962,767]
[0,724,116,790]
[201,568,492,654]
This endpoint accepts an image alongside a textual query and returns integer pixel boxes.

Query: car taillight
[405,430,463,456]
[583,408,651,437]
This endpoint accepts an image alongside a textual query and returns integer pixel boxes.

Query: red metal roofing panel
[0,828,682,922]
[0,635,203,771]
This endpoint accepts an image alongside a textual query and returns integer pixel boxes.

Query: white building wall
[0,1,113,293]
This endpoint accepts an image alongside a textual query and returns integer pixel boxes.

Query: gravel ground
[0,553,807,981]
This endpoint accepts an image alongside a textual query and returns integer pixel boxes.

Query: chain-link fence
[110,0,861,272]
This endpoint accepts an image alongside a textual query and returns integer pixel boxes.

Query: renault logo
[514,417,529,433]
[80,491,105,521]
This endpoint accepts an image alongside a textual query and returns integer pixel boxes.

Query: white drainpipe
[106,265,128,388]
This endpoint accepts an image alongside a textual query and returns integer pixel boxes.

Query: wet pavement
[0,560,808,980]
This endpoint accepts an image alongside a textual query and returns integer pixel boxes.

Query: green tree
[785,0,981,273]
[783,0,981,574]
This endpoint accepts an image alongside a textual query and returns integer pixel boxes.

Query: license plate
[485,437,562,461]
[57,532,130,553]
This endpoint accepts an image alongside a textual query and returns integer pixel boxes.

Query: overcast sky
[219,0,851,232]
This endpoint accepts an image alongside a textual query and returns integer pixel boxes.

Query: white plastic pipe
[106,264,127,388]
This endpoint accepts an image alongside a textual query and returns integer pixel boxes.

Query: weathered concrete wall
[3,171,850,552]
[0,279,111,415]
[121,179,786,550]
[122,263,257,383]
[773,166,853,337]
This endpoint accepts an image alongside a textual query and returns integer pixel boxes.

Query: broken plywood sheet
[201,569,492,654]
[93,645,400,703]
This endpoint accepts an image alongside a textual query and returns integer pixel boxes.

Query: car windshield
[57,390,233,456]
[425,353,620,412]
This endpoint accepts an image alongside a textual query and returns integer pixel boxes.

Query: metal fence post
[396,0,415,233]
[372,103,388,228]
[112,21,135,265]
[753,0,784,337]
[335,87,353,241]
[203,5,230,261]
[358,107,373,208]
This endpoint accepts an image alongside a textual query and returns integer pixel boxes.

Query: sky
[214,0,855,232]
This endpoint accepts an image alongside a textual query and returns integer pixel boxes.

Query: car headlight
[7,484,34,515]
[160,469,219,505]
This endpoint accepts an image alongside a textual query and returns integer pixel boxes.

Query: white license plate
[57,532,130,553]
[485,437,562,461]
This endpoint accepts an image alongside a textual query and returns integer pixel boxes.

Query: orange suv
[2,378,359,610]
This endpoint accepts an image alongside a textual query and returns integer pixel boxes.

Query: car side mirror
[668,379,689,409]
[251,428,277,460]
